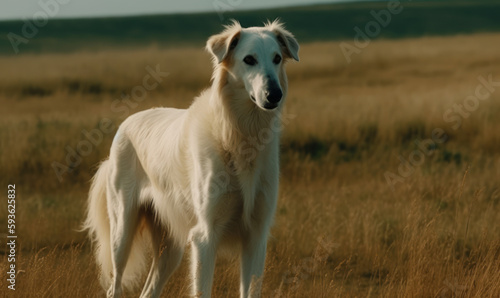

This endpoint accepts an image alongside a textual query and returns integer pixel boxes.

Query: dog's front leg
[240,228,269,298]
[190,225,219,298]
[240,194,277,298]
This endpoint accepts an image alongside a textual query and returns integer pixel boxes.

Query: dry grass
[1,33,500,297]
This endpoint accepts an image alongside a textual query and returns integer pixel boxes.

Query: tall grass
[1,33,500,297]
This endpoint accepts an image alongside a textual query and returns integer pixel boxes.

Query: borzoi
[84,20,299,298]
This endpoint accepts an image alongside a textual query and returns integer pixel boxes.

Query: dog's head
[206,20,299,111]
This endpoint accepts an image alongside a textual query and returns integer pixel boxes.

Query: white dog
[84,20,299,298]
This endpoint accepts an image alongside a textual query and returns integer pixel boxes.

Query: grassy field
[1,31,500,296]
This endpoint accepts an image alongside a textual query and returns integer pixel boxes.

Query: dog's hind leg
[106,185,140,298]
[140,212,185,298]
[106,145,142,298]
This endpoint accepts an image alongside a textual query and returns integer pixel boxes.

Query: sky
[0,0,348,21]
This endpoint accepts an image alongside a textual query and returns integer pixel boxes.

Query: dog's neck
[209,67,281,168]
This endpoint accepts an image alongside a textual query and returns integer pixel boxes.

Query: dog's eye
[243,55,257,66]
[273,54,282,64]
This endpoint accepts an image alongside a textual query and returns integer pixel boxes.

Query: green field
[0,0,500,54]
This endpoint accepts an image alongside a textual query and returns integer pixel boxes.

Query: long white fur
[84,20,299,298]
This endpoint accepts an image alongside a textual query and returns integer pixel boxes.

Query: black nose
[265,82,283,104]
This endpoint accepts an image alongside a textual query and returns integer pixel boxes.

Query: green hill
[0,0,499,55]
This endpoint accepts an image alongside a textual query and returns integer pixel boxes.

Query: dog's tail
[83,159,148,291]
[83,159,114,288]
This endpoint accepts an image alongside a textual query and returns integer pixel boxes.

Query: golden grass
[1,32,500,297]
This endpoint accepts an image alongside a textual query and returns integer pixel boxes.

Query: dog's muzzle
[264,80,283,110]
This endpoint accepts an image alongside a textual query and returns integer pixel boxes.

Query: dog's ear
[267,20,300,62]
[206,22,242,64]
[276,32,299,61]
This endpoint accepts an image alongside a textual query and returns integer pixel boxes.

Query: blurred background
[0,0,499,297]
